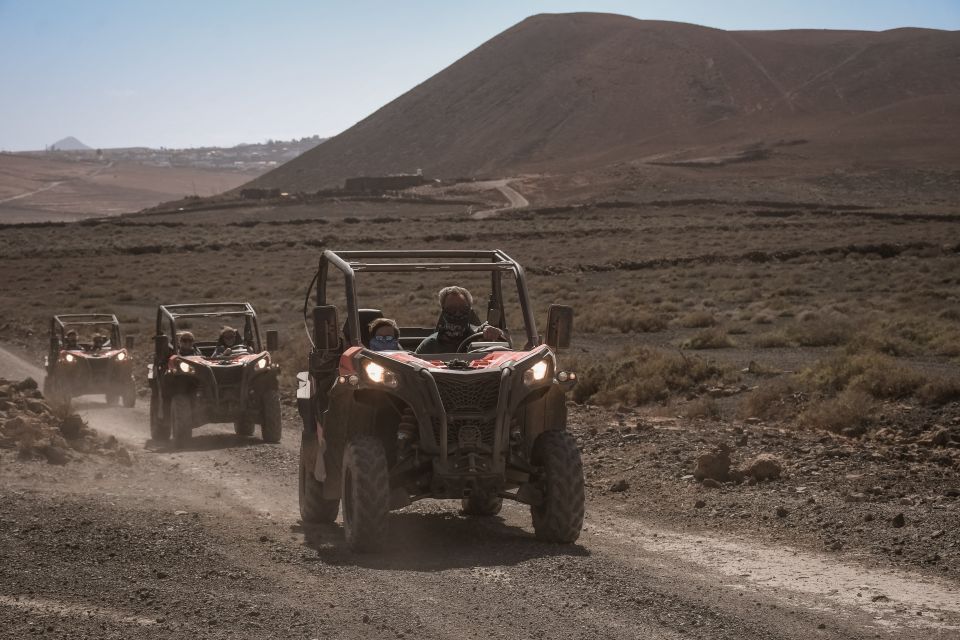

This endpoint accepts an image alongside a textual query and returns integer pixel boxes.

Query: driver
[212,326,243,357]
[415,286,506,355]
[64,329,80,350]
[177,331,200,356]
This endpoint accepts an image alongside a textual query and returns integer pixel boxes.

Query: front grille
[211,364,244,387]
[431,372,501,451]
[86,358,111,376]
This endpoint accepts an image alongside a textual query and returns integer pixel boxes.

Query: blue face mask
[369,335,400,351]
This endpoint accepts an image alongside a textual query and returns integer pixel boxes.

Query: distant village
[11,135,327,173]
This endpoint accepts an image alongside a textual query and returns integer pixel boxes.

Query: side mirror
[545,304,574,349]
[312,306,340,351]
[266,330,279,352]
[125,336,135,350]
[154,334,171,360]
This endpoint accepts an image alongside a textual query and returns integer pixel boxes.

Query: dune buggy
[43,314,137,407]
[148,303,281,447]
[296,249,584,551]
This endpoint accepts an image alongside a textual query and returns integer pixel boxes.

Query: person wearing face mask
[367,318,402,352]
[415,286,506,355]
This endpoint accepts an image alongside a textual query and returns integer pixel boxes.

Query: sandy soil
[0,154,254,223]
[2,348,958,639]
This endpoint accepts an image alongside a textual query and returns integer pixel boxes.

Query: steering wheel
[456,332,485,353]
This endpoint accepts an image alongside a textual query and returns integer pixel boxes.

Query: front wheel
[170,394,193,449]
[234,417,255,437]
[299,432,339,524]
[530,430,585,543]
[260,390,282,443]
[122,381,136,408]
[105,392,119,406]
[149,390,170,441]
[341,436,390,552]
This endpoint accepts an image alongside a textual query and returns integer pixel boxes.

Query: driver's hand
[482,326,504,341]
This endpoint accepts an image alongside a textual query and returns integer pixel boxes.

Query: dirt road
[1,348,958,639]
[470,179,530,219]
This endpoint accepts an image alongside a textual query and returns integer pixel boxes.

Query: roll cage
[302,249,540,350]
[52,314,122,348]
[156,303,263,353]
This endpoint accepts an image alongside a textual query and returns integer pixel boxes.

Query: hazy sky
[1,0,957,151]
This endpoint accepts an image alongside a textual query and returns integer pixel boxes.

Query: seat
[342,309,383,346]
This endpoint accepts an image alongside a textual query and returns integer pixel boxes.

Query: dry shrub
[739,376,801,420]
[684,397,722,420]
[753,331,790,348]
[803,351,913,397]
[787,315,854,347]
[578,308,668,333]
[678,310,716,328]
[682,327,733,349]
[571,347,726,406]
[916,377,960,406]
[799,389,876,435]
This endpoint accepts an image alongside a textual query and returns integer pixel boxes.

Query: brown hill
[248,13,960,191]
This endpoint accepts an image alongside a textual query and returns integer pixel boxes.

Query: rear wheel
[299,432,339,524]
[530,430,585,543]
[170,394,193,449]
[260,390,282,443]
[341,436,390,552]
[149,390,170,441]
[461,492,503,516]
[122,381,136,408]
[233,417,255,437]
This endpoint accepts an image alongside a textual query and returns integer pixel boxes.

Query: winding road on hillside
[1,347,958,639]
[470,179,530,219]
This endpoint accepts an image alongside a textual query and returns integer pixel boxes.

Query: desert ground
[0,153,254,223]
[1,160,959,638]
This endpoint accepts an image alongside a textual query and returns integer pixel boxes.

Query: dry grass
[799,388,877,435]
[571,347,728,406]
[681,327,734,349]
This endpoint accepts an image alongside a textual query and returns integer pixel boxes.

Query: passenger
[63,329,80,350]
[367,318,402,352]
[212,326,241,357]
[91,334,106,351]
[415,286,506,354]
[177,331,200,357]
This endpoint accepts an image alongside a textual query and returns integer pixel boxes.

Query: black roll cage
[303,249,540,349]
[156,302,263,352]
[52,314,122,346]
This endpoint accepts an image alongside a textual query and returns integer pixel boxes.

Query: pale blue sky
[1,1,957,151]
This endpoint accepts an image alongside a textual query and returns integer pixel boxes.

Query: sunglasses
[371,335,398,342]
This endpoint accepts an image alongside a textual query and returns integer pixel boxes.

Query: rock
[58,414,85,439]
[694,499,707,509]
[775,506,789,518]
[114,447,133,467]
[609,479,629,493]
[24,399,48,414]
[43,445,69,465]
[930,429,950,447]
[871,594,889,603]
[845,492,868,503]
[14,377,38,392]
[743,454,783,481]
[864,513,874,522]
[891,513,906,528]
[702,478,722,489]
[931,529,945,539]
[693,445,731,482]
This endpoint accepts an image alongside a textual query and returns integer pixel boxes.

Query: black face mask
[437,309,470,342]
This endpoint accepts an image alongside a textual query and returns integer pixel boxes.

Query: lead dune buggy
[296,250,584,552]
[148,303,281,448]
[43,314,137,407]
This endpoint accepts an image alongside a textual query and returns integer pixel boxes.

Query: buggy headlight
[178,361,194,374]
[364,361,398,388]
[116,351,126,361]
[255,355,269,369]
[523,359,550,386]
[64,353,75,363]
